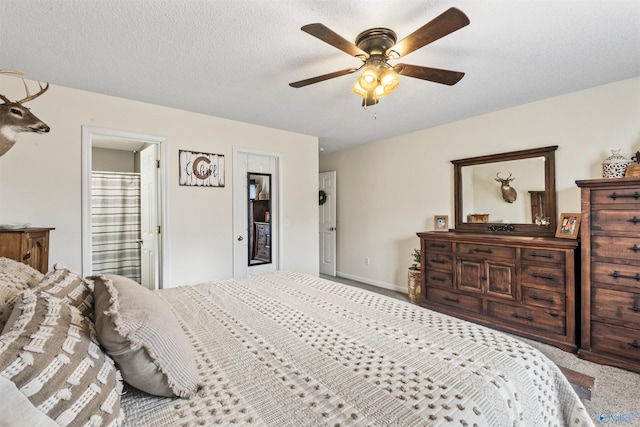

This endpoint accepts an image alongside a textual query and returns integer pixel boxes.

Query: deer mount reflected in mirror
[248,173,272,265]
[452,146,558,237]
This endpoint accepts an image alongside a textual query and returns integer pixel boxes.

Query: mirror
[248,173,272,265]
[452,146,557,237]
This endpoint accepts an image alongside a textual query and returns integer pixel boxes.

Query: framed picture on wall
[179,150,225,187]
[555,213,581,239]
[434,215,449,232]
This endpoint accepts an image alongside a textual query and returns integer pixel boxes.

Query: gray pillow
[0,257,44,330]
[0,289,124,426]
[92,274,201,398]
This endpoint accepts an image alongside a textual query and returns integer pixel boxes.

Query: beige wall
[320,77,640,292]
[0,76,319,287]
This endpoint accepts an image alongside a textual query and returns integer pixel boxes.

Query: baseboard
[336,271,407,294]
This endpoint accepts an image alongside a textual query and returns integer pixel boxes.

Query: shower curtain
[91,171,141,283]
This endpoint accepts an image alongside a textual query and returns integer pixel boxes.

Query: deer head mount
[0,70,50,157]
[495,172,517,203]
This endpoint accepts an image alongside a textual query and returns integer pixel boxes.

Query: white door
[233,150,279,277]
[140,144,159,290]
[319,171,337,276]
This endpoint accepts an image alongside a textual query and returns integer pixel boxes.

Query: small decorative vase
[602,149,632,178]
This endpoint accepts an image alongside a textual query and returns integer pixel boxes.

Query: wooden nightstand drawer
[521,264,565,289]
[456,243,516,259]
[425,253,453,272]
[488,301,565,335]
[521,248,565,265]
[522,286,565,311]
[592,236,640,261]
[427,287,482,314]
[592,209,640,234]
[591,321,640,360]
[425,270,453,290]
[591,287,640,326]
[591,186,640,206]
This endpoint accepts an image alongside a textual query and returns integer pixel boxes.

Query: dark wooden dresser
[576,177,640,372]
[417,231,580,352]
[0,227,54,274]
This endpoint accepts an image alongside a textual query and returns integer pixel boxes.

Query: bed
[0,260,594,426]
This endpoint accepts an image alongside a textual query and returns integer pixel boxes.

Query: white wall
[0,76,319,287]
[320,77,640,292]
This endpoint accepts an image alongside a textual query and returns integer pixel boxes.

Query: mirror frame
[452,145,558,237]
[247,172,272,266]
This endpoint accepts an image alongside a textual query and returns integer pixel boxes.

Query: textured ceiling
[1,0,639,153]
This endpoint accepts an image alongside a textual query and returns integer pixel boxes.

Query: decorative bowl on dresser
[576,177,640,373]
[417,146,582,352]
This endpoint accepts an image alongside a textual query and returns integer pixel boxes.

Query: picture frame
[555,213,581,239]
[434,215,449,232]
[179,150,225,187]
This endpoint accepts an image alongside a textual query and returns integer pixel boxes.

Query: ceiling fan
[289,7,469,107]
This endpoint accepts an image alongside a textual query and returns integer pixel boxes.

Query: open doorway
[81,126,166,289]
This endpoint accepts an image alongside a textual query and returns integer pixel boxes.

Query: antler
[0,69,49,103]
[495,172,515,183]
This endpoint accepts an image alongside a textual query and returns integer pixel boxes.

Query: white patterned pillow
[0,290,124,426]
[0,257,44,330]
[35,264,94,319]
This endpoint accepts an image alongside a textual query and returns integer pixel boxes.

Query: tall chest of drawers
[576,177,640,372]
[417,231,579,352]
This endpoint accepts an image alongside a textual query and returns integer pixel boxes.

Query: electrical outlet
[365,257,370,265]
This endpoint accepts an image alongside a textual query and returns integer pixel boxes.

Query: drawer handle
[610,191,640,200]
[532,293,554,304]
[22,251,31,261]
[532,272,555,280]
[632,340,639,349]
[632,304,639,313]
[631,216,639,225]
[632,244,640,253]
[430,258,446,264]
[611,271,640,281]
[513,313,533,321]
[429,243,447,249]
[530,251,553,259]
[473,248,493,254]
[430,275,446,282]
[443,296,460,303]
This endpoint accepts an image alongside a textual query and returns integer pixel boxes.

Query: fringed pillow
[35,264,94,319]
[0,257,44,330]
[0,290,124,427]
[92,274,201,398]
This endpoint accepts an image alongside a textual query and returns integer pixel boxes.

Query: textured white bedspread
[121,271,594,426]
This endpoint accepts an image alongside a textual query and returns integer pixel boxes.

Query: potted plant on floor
[408,249,422,303]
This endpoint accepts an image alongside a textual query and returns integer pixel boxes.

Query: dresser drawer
[425,253,453,272]
[425,270,453,290]
[522,286,565,311]
[591,321,640,360]
[456,243,516,259]
[592,261,640,289]
[592,236,640,261]
[487,301,565,335]
[423,240,452,252]
[591,186,640,206]
[427,288,482,314]
[592,287,640,326]
[521,248,565,265]
[521,264,565,289]
[592,209,640,234]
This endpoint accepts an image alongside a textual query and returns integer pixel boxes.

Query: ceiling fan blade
[388,7,469,58]
[396,63,465,86]
[289,68,359,88]
[301,23,369,58]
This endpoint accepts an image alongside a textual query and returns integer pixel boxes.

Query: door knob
[330,227,336,231]
[237,236,244,241]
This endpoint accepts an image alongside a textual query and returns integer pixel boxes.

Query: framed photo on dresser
[555,213,580,239]
[434,215,449,232]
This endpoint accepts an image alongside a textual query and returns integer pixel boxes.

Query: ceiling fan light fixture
[379,68,400,92]
[358,66,379,91]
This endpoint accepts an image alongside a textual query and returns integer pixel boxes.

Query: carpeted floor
[322,274,640,425]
